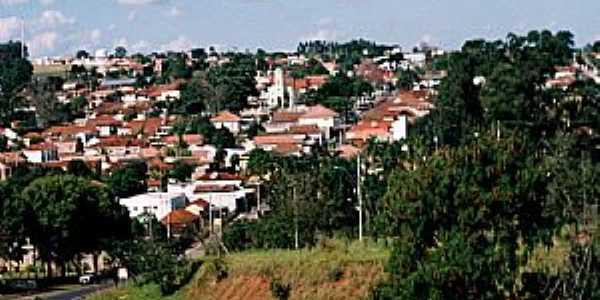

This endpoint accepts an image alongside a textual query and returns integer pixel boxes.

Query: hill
[90,239,389,300]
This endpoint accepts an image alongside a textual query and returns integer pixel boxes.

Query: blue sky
[1,0,599,58]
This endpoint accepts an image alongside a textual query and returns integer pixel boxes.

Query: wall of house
[120,193,187,220]
[391,115,407,141]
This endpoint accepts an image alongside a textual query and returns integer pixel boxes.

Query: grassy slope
[90,239,390,300]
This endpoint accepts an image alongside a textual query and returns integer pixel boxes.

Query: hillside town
[2,25,600,299]
[1,41,443,238]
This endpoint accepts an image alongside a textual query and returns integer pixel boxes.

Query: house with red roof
[161,209,200,235]
[298,105,340,139]
[23,142,59,163]
[87,115,122,137]
[211,111,242,135]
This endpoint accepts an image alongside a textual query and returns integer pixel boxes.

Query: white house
[298,105,339,139]
[23,143,59,163]
[119,192,187,221]
[210,111,241,135]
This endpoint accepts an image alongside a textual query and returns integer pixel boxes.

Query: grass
[88,283,183,300]
[184,238,390,300]
[90,238,390,300]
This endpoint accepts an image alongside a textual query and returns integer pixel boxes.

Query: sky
[0,0,599,58]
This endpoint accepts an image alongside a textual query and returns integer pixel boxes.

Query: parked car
[79,273,96,285]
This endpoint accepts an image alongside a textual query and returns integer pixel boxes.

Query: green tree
[107,160,148,198]
[114,46,127,58]
[374,136,567,299]
[396,68,419,90]
[0,42,33,125]
[169,160,195,183]
[76,50,89,59]
[21,175,129,277]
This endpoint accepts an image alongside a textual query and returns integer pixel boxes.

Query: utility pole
[167,212,171,239]
[209,195,213,234]
[256,182,261,218]
[357,154,363,242]
[293,186,299,250]
[20,16,25,59]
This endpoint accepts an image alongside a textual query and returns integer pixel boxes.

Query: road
[20,283,113,300]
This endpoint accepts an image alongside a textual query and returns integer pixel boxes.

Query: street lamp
[333,154,363,242]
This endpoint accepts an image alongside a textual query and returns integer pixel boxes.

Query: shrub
[270,278,291,300]
[326,265,344,282]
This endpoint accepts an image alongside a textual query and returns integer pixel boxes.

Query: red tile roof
[45,125,97,137]
[188,198,209,209]
[28,142,57,151]
[346,121,392,141]
[289,124,321,134]
[272,111,303,123]
[272,143,302,155]
[88,115,122,127]
[254,134,302,145]
[161,209,199,226]
[210,111,241,122]
[336,144,361,159]
[300,104,338,119]
[96,137,146,148]
[162,134,204,146]
[126,117,163,136]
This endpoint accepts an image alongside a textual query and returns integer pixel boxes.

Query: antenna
[20,15,25,58]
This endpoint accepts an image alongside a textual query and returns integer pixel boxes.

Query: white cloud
[0,16,21,41]
[39,0,54,6]
[38,10,75,27]
[0,0,28,5]
[302,16,339,42]
[127,10,137,21]
[317,17,334,27]
[131,40,151,53]
[160,35,193,52]
[90,29,102,43]
[166,6,182,17]
[30,31,57,56]
[113,37,129,49]
[116,0,166,5]
[302,29,338,41]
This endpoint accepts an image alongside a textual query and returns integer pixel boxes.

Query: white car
[79,274,95,285]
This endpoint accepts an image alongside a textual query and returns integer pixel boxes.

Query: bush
[326,265,344,282]
[270,278,291,300]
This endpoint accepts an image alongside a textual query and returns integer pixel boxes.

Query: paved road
[21,283,113,300]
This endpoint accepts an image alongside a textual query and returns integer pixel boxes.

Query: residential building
[120,192,188,221]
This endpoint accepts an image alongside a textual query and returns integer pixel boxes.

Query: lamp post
[333,154,363,242]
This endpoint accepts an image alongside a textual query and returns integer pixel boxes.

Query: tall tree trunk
[46,260,53,279]
[60,262,66,278]
[93,253,99,274]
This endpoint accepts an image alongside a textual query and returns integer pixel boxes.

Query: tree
[169,160,195,183]
[0,42,33,125]
[374,136,568,299]
[21,175,129,277]
[0,135,8,152]
[247,148,277,178]
[396,68,419,90]
[107,160,148,198]
[114,46,127,58]
[177,77,210,114]
[0,182,26,265]
[30,78,64,128]
[76,50,89,59]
